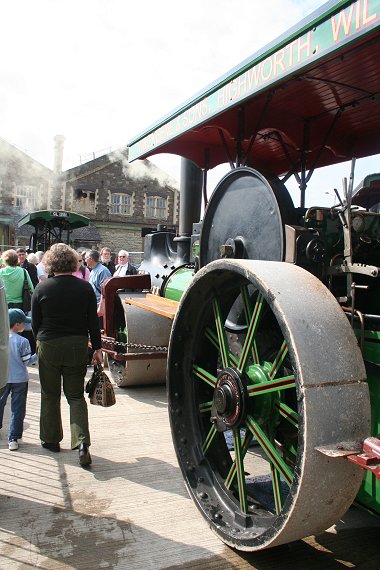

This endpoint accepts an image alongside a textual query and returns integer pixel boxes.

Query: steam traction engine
[102,0,380,552]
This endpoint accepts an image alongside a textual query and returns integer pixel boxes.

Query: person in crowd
[85,250,112,305]
[100,247,116,275]
[22,305,36,354]
[27,253,39,266]
[17,247,39,287]
[0,249,34,309]
[31,243,103,467]
[35,251,44,263]
[85,250,111,363]
[0,309,37,451]
[81,250,88,267]
[0,277,9,392]
[113,250,138,276]
[37,254,48,282]
[0,249,35,352]
[72,253,90,281]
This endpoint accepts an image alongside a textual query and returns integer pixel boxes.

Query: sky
[1,0,379,208]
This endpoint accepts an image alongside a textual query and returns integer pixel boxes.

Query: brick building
[61,149,179,258]
[0,137,179,262]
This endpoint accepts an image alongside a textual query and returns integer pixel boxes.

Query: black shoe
[42,441,60,452]
[78,443,92,466]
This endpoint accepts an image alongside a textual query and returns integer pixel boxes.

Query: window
[146,196,167,219]
[73,188,96,213]
[111,193,132,215]
[15,186,36,209]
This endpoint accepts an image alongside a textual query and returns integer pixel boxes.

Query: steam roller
[123,1,380,550]
[102,164,372,550]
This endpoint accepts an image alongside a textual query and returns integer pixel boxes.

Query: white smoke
[112,148,179,189]
[0,137,51,178]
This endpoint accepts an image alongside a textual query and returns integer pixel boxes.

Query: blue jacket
[88,263,112,303]
[8,333,37,383]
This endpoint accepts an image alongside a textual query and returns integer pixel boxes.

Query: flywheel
[199,168,295,267]
[167,259,370,551]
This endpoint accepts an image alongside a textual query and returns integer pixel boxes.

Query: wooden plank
[103,349,167,361]
[124,293,179,319]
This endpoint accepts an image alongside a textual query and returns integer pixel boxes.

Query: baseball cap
[9,308,32,327]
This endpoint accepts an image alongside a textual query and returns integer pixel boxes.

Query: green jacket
[0,266,34,304]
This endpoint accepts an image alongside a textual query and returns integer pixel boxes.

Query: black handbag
[22,270,32,313]
[85,364,116,407]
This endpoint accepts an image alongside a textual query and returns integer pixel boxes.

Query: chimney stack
[50,135,65,209]
[53,135,65,175]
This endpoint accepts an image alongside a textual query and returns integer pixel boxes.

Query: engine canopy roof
[128,0,380,178]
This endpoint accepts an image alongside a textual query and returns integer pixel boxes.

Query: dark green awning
[18,210,90,230]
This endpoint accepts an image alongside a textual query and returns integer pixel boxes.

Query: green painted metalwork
[225,430,253,489]
[202,424,217,454]
[193,364,217,388]
[237,292,264,371]
[199,401,213,413]
[205,327,238,367]
[193,287,298,518]
[213,298,230,369]
[357,335,380,514]
[246,415,293,487]
[162,266,194,301]
[240,284,260,364]
[233,429,248,513]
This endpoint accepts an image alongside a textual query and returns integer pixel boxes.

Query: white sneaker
[8,440,18,451]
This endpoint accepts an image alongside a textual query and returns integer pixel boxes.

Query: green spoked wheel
[167,259,370,551]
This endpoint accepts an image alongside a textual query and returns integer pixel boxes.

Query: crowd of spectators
[0,244,137,465]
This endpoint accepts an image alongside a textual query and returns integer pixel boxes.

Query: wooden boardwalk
[0,365,379,569]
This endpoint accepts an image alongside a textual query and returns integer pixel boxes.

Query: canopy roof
[128,0,380,178]
[18,210,90,230]
[352,172,380,208]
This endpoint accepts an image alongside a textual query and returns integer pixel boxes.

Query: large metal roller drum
[108,292,172,387]
[199,167,296,267]
[167,259,370,551]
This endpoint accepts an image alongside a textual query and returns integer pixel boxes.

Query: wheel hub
[214,385,230,414]
[245,362,278,426]
[211,367,247,431]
